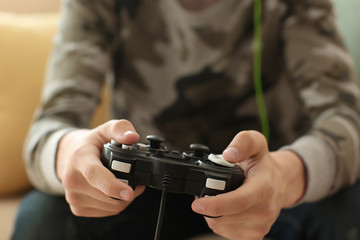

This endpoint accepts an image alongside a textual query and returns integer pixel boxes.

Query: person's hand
[191,130,306,240]
[56,119,146,217]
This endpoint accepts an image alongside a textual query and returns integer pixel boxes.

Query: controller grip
[101,141,245,197]
[101,146,153,189]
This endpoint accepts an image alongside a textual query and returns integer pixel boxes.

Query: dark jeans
[11,188,210,240]
[267,181,360,240]
[12,181,360,240]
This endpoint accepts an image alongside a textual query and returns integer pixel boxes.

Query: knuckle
[83,164,98,183]
[95,119,124,137]
[242,230,264,240]
[64,192,77,205]
[235,237,252,240]
[240,130,267,150]
[108,120,120,132]
[110,119,132,132]
[242,130,253,138]
[238,197,251,210]
[112,204,127,215]
[207,218,225,236]
[117,119,132,125]
[261,182,275,198]
[206,218,217,230]
[71,147,89,163]
[240,131,256,144]
[263,203,278,221]
[101,119,118,129]
[207,205,221,218]
[83,165,112,195]
[211,225,225,237]
[62,170,80,190]
[260,224,272,236]
[250,225,272,239]
[250,130,266,142]
[100,181,112,196]
[70,206,86,217]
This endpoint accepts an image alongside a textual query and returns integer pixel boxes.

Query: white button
[205,178,226,191]
[208,154,236,167]
[122,144,133,150]
[136,143,147,150]
[111,160,132,173]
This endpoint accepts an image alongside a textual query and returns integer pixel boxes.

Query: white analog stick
[208,154,236,167]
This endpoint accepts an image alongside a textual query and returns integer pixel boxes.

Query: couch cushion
[0,12,61,196]
[0,12,60,195]
[0,12,110,196]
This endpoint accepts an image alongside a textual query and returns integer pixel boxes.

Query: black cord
[154,175,172,240]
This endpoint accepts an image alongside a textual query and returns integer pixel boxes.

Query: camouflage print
[24,0,360,203]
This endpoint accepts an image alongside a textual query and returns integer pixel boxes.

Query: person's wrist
[271,150,306,208]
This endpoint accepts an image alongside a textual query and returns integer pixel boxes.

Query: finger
[78,154,135,201]
[205,201,277,225]
[65,171,134,205]
[94,119,139,145]
[222,130,268,163]
[134,185,146,197]
[192,174,272,217]
[70,205,125,218]
[62,167,122,204]
[205,217,269,240]
[65,190,128,212]
[68,184,146,213]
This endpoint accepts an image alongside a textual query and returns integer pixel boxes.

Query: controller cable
[154,175,172,240]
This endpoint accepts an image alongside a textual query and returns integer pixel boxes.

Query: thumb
[222,130,268,163]
[94,119,139,145]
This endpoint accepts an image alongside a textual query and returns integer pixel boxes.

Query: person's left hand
[191,130,306,240]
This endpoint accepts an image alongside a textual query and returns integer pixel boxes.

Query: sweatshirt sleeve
[281,0,360,203]
[23,0,118,195]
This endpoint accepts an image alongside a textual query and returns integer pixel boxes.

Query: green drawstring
[253,0,269,140]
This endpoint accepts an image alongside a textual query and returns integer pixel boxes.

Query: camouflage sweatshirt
[24,0,360,204]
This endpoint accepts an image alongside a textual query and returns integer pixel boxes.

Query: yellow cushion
[0,12,109,196]
[0,12,58,196]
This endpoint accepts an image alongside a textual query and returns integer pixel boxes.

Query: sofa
[0,2,359,239]
[0,12,56,239]
[0,12,110,239]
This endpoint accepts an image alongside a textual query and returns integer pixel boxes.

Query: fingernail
[116,131,136,140]
[193,203,205,214]
[223,147,240,162]
[123,130,136,137]
[120,190,131,201]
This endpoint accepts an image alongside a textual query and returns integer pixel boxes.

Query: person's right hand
[56,119,145,217]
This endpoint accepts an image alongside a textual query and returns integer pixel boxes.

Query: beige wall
[0,0,61,13]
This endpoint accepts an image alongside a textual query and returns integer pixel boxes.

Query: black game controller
[101,135,245,197]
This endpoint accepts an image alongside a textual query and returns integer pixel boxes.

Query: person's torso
[111,0,303,152]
